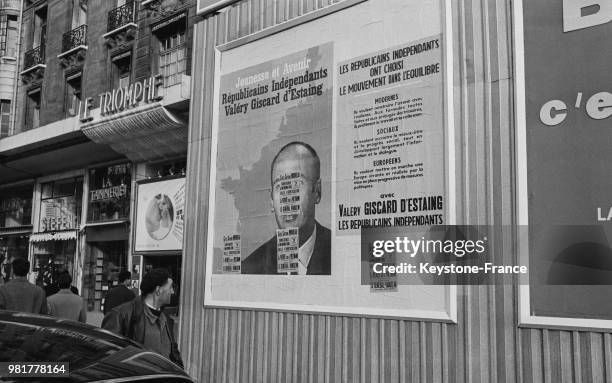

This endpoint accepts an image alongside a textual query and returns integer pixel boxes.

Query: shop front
[83,162,132,315]
[29,176,83,291]
[78,74,190,319]
[0,183,33,282]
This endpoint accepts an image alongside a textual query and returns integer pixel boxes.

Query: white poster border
[204,0,456,322]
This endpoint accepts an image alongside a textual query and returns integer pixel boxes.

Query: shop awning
[29,231,78,243]
[0,226,33,236]
[81,103,187,162]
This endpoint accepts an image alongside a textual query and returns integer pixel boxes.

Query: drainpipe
[9,0,24,136]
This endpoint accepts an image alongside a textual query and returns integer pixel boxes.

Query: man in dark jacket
[101,268,183,368]
[103,270,136,315]
[0,257,47,314]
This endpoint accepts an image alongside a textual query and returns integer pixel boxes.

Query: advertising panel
[134,178,185,252]
[516,0,612,327]
[205,0,454,319]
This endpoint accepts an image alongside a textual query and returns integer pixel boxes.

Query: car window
[0,322,122,369]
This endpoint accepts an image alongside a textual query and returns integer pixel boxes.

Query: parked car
[0,310,195,382]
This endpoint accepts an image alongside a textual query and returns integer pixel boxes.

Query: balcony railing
[62,25,88,53]
[24,46,45,71]
[107,1,136,32]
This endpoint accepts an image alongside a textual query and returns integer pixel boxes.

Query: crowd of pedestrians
[0,257,183,368]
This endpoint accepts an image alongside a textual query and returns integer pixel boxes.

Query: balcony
[58,25,88,69]
[20,46,46,85]
[104,1,137,49]
[24,46,44,69]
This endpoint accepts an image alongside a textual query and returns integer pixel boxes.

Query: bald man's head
[271,142,320,185]
[270,142,321,243]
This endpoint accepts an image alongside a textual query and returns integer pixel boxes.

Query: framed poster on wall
[204,0,456,320]
[515,0,612,329]
[134,177,185,253]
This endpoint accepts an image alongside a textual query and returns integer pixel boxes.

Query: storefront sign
[78,75,164,122]
[40,197,78,232]
[90,185,128,202]
[134,177,185,252]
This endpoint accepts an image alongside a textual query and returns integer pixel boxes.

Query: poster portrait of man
[241,142,331,275]
[210,43,333,280]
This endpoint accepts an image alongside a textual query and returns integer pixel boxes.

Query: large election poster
[518,0,612,325]
[134,178,185,252]
[206,0,453,319]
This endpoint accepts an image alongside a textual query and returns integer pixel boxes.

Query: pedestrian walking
[0,257,47,314]
[102,268,183,368]
[47,272,87,323]
[103,270,136,315]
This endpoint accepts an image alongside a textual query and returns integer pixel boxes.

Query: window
[25,89,41,131]
[157,23,186,87]
[87,163,131,223]
[112,53,131,89]
[0,100,10,138]
[0,15,18,57]
[33,6,47,51]
[39,177,83,233]
[64,74,82,117]
[71,0,87,29]
[0,184,33,228]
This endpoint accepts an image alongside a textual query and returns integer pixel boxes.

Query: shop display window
[32,240,76,289]
[83,241,128,312]
[143,159,186,180]
[87,163,131,223]
[0,236,29,282]
[39,177,83,232]
[0,185,33,228]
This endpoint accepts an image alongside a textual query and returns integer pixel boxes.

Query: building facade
[180,0,612,382]
[0,0,197,324]
[0,0,20,139]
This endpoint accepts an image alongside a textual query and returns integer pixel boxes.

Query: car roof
[0,310,193,383]
[0,310,140,348]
